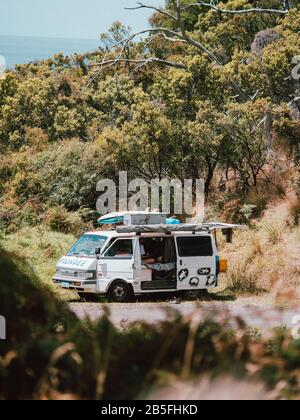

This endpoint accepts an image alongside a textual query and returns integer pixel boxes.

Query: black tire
[198,289,210,299]
[78,292,99,302]
[108,281,133,303]
[183,289,209,301]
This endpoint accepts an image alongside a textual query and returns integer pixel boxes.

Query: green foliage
[1,246,300,399]
[44,206,88,235]
[100,21,132,49]
[0,1,300,230]
[5,140,108,209]
[0,226,76,297]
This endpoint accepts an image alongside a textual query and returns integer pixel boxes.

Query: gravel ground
[70,295,300,332]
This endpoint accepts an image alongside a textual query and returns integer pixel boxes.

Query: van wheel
[108,281,133,303]
[183,290,200,301]
[198,289,209,299]
[78,293,99,302]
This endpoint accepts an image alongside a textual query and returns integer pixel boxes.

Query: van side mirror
[95,247,101,256]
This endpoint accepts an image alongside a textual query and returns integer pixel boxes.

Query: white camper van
[53,212,244,302]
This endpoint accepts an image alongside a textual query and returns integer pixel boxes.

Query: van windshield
[68,235,107,257]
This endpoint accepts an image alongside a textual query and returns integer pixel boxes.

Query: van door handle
[179,260,183,266]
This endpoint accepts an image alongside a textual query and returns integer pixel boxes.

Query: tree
[221,99,274,192]
[97,89,175,181]
[100,21,132,49]
[91,0,294,99]
[186,100,227,196]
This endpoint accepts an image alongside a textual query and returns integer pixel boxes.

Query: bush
[20,140,109,211]
[219,199,257,224]
[226,261,264,295]
[44,206,89,235]
[0,198,45,232]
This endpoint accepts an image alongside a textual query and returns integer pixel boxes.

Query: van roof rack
[116,223,246,234]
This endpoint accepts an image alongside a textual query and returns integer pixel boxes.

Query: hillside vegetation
[0,0,300,298]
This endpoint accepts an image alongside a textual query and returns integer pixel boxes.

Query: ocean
[0,35,101,69]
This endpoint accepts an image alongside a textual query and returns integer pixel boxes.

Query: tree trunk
[204,159,215,199]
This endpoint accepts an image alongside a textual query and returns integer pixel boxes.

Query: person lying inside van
[144,262,176,271]
[144,261,176,281]
[141,237,176,280]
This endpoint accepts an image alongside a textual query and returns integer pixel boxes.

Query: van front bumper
[53,277,97,293]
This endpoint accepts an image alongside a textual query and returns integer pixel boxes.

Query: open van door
[175,234,217,291]
[204,223,246,243]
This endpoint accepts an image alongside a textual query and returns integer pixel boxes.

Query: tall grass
[0,226,77,300]
[220,222,300,300]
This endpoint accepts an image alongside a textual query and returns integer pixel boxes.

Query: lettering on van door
[198,267,211,275]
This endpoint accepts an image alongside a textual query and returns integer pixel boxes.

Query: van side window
[177,236,213,257]
[104,239,133,259]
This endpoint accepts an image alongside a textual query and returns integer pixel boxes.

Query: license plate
[61,282,70,289]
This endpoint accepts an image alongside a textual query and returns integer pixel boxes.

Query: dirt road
[70,296,300,332]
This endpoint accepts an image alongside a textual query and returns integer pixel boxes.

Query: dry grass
[218,196,300,302]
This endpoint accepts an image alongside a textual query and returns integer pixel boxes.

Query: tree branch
[182,1,289,15]
[91,1,283,99]
[125,2,177,21]
[89,57,187,70]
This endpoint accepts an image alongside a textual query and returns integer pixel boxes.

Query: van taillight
[216,256,228,274]
[220,259,228,273]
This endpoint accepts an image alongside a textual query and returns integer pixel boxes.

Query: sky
[0,0,164,40]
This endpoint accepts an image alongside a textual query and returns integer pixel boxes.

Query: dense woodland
[0,0,300,232]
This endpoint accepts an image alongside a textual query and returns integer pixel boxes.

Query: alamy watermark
[96,172,205,221]
[0,315,6,340]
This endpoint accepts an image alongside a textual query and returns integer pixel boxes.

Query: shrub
[44,206,89,235]
[264,223,284,245]
[0,199,44,232]
[220,199,257,224]
[226,261,263,295]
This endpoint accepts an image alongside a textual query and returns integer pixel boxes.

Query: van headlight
[56,268,72,276]
[75,271,95,280]
[56,269,95,280]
